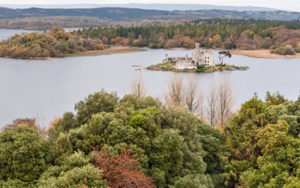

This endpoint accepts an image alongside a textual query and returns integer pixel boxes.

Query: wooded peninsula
[0,28,106,59]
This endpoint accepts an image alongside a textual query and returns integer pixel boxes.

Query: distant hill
[0,7,170,20]
[0,7,300,29]
[0,3,277,11]
[107,3,277,12]
[0,7,299,21]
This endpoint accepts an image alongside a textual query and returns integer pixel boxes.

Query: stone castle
[164,43,215,70]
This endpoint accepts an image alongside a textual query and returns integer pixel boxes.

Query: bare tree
[206,84,218,127]
[218,81,234,127]
[197,92,205,118]
[131,76,147,98]
[165,75,184,108]
[185,78,205,117]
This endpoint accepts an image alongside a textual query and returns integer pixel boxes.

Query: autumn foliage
[0,28,106,59]
[95,148,154,188]
[80,19,300,55]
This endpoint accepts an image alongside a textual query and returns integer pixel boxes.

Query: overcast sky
[0,0,299,11]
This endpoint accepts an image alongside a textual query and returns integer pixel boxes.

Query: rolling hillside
[0,7,299,29]
[0,7,299,21]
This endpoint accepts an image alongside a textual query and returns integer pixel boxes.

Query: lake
[0,29,300,127]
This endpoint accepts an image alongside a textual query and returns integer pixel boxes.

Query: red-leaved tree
[95,148,154,188]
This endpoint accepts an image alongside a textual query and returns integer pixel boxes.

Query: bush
[38,152,106,188]
[295,43,300,53]
[272,44,296,55]
[0,124,48,183]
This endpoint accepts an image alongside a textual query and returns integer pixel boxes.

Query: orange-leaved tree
[95,148,154,188]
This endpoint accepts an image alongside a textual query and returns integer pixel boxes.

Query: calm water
[0,29,38,40]
[0,29,300,127]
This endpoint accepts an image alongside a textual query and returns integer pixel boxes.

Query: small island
[0,28,106,59]
[147,43,248,73]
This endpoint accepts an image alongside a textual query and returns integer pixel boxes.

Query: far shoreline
[231,49,300,59]
[69,46,147,57]
[2,47,300,60]
[153,48,300,59]
[0,46,147,60]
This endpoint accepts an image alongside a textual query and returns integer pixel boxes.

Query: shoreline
[231,49,300,59]
[70,46,147,57]
[3,47,300,60]
[0,46,147,60]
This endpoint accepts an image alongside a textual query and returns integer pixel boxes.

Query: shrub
[272,44,296,55]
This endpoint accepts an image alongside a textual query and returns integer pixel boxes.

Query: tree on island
[218,50,232,65]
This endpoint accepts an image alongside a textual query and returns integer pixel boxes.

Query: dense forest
[78,19,300,55]
[0,16,109,30]
[0,20,300,59]
[0,90,299,187]
[0,28,105,59]
[1,19,300,59]
[1,7,300,22]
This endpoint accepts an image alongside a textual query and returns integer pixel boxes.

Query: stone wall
[174,59,196,70]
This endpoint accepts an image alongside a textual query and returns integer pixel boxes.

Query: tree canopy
[0,91,299,187]
[0,28,105,59]
[78,19,300,55]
